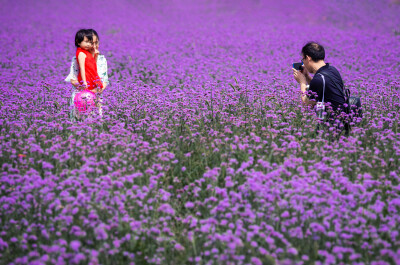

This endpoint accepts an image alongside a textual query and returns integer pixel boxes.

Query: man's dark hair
[88,29,99,41]
[74,29,93,47]
[301,42,325,62]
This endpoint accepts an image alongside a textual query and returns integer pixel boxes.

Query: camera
[293,62,303,71]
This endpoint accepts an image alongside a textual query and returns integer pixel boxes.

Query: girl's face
[79,36,93,50]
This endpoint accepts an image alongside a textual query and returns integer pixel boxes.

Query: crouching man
[293,41,349,136]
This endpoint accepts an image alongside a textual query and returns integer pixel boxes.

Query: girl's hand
[77,84,87,91]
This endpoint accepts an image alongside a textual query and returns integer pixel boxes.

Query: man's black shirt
[309,63,346,110]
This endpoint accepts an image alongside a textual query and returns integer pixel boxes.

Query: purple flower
[175,243,185,251]
[158,203,175,215]
[70,240,81,252]
[185,202,195,208]
[251,257,263,265]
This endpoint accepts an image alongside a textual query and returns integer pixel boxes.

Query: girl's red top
[76,47,103,90]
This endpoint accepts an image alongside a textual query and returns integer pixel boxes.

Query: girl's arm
[77,52,87,87]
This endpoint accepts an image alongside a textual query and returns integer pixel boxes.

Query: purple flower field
[1,0,400,264]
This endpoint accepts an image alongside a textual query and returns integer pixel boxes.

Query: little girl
[65,29,108,120]
[75,29,103,91]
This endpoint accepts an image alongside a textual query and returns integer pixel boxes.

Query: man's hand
[300,67,312,84]
[293,68,314,106]
[292,68,307,85]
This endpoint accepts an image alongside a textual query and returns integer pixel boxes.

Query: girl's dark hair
[301,42,325,62]
[88,29,99,41]
[74,29,93,47]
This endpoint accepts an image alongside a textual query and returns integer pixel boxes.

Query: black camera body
[293,62,303,71]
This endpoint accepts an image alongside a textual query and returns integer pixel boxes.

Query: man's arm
[293,68,315,106]
[300,83,314,106]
